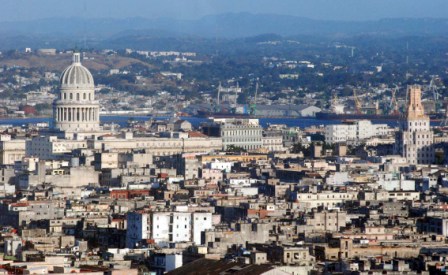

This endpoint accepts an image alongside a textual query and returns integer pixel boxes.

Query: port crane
[249,82,258,116]
[353,89,362,114]
[230,82,239,114]
[389,85,400,116]
[212,82,223,113]
[429,76,442,113]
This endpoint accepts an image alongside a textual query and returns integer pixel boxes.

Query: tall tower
[395,85,434,164]
[53,53,100,133]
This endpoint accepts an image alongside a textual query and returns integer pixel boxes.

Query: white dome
[59,53,94,88]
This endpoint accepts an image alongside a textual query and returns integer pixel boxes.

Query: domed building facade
[53,53,100,133]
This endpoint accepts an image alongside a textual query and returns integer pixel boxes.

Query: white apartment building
[152,212,191,245]
[325,120,391,144]
[192,212,213,245]
[126,211,213,248]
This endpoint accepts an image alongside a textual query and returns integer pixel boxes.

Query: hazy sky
[2,0,448,22]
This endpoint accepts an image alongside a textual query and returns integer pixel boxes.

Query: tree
[226,145,247,153]
[291,143,311,157]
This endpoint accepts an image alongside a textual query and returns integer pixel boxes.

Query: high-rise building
[53,52,100,134]
[395,85,434,164]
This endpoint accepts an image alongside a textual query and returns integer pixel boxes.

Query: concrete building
[126,212,150,248]
[0,135,26,165]
[418,217,448,236]
[292,191,358,210]
[126,211,213,248]
[152,212,191,246]
[202,118,263,151]
[26,136,87,160]
[0,166,16,197]
[395,85,434,164]
[262,135,284,152]
[325,120,391,144]
[306,211,347,232]
[90,135,222,156]
[192,212,213,245]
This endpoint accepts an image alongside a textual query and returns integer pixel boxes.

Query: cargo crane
[353,89,362,114]
[331,92,338,111]
[389,85,400,116]
[429,76,442,113]
[230,82,239,114]
[249,82,258,116]
[212,82,222,113]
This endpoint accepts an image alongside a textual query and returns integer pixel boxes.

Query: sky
[1,0,448,22]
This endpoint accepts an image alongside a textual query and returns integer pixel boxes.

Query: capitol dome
[53,52,100,134]
[59,53,94,88]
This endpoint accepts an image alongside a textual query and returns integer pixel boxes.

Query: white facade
[209,161,233,173]
[126,211,213,248]
[152,212,191,246]
[91,136,222,156]
[53,53,100,133]
[229,178,251,187]
[325,120,391,144]
[207,119,263,151]
[192,212,213,245]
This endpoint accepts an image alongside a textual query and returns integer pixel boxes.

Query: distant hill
[0,13,447,50]
[0,53,153,71]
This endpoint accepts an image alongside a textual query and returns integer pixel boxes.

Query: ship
[316,111,444,122]
[315,112,401,121]
[196,109,252,119]
[196,82,258,119]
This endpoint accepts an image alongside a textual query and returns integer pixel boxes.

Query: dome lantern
[59,53,94,88]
